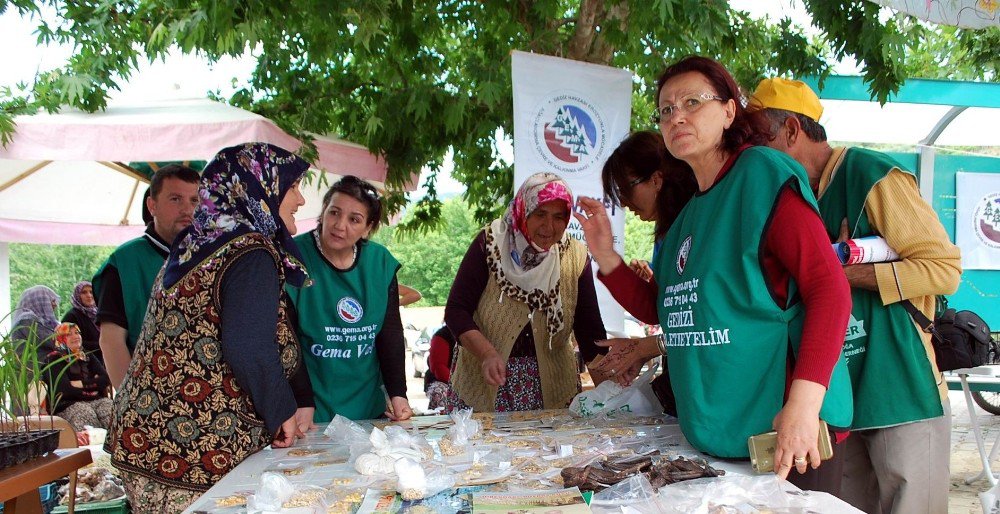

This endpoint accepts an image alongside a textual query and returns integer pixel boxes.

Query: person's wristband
[655,333,667,356]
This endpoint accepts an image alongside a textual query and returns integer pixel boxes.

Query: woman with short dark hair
[288,175,413,422]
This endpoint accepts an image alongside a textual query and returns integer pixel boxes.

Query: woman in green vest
[444,172,610,413]
[107,143,315,511]
[287,175,413,423]
[576,57,854,496]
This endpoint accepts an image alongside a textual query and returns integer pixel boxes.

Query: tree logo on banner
[974,192,1000,249]
[532,93,607,173]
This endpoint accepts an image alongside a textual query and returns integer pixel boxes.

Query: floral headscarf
[70,281,97,322]
[12,285,60,331]
[162,143,311,289]
[486,173,574,344]
[55,322,84,359]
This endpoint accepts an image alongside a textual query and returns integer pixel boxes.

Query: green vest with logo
[92,235,167,353]
[287,231,400,422]
[818,147,943,430]
[656,146,853,458]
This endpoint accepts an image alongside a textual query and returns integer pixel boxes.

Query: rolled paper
[832,236,900,265]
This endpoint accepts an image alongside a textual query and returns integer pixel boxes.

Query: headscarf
[70,281,98,322]
[12,285,60,331]
[55,322,84,359]
[162,142,311,289]
[486,173,574,344]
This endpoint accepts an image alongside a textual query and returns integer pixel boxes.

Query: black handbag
[902,300,993,372]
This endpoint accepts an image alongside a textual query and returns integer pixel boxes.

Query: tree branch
[566,0,603,61]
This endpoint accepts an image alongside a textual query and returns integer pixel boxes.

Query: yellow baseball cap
[748,77,823,122]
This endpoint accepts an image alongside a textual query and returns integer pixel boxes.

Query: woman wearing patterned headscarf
[61,281,102,362]
[106,143,315,511]
[43,322,112,433]
[11,285,61,360]
[444,172,609,413]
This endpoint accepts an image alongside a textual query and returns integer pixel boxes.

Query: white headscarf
[485,173,574,344]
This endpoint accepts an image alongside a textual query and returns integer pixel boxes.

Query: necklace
[323,242,357,268]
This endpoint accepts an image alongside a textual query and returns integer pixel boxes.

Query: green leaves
[0,0,993,230]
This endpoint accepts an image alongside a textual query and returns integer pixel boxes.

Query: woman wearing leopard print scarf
[444,172,611,413]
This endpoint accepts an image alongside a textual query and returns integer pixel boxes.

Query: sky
[0,1,853,198]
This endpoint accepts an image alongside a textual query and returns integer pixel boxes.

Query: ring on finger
[793,456,807,465]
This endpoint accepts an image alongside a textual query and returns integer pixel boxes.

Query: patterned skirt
[444,356,546,413]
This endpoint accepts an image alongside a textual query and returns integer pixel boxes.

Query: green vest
[656,146,853,458]
[287,232,401,422]
[92,235,167,353]
[817,147,943,430]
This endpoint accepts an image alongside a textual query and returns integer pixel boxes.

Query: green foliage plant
[0,315,71,436]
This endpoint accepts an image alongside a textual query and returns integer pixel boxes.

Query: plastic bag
[591,474,665,514]
[384,425,434,461]
[570,363,662,417]
[248,472,296,512]
[324,414,370,446]
[395,458,456,501]
[447,408,481,444]
[656,475,789,514]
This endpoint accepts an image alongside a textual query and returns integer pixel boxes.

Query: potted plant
[0,319,71,470]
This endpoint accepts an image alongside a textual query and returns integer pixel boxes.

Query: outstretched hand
[590,337,659,386]
[573,197,623,273]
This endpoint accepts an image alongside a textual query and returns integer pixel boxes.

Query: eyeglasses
[626,175,652,188]
[650,92,724,125]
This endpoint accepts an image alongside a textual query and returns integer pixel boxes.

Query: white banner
[956,172,1000,270]
[511,50,633,335]
[870,0,998,29]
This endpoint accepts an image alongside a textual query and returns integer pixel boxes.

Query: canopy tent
[803,75,1000,326]
[0,97,401,329]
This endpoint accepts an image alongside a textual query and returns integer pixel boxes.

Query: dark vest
[106,233,300,491]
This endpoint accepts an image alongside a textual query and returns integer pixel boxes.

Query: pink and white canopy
[0,98,391,245]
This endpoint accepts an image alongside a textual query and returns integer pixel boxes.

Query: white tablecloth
[181,412,862,513]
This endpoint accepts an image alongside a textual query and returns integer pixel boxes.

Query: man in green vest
[93,164,200,388]
[749,78,961,514]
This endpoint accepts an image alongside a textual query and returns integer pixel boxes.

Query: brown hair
[602,131,697,240]
[318,175,383,241]
[655,56,767,154]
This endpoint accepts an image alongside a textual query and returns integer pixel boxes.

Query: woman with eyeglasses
[576,56,854,495]
[575,131,696,385]
[444,172,610,413]
[287,175,413,422]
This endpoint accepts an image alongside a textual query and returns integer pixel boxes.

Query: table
[0,448,92,514]
[182,411,861,513]
[946,365,1000,486]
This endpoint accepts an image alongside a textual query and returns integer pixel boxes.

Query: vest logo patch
[676,235,692,275]
[337,297,364,324]
[845,314,867,341]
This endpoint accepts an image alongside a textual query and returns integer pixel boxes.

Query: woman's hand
[480,349,507,387]
[272,415,305,448]
[590,337,660,386]
[573,197,624,273]
[384,396,414,421]
[629,259,654,282]
[293,407,316,434]
[772,380,826,479]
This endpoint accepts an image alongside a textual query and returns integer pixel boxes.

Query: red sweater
[428,335,453,382]
[599,151,851,389]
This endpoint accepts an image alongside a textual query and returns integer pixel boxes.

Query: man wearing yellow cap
[749,77,961,514]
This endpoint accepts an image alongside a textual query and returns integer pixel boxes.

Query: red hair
[655,56,767,153]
